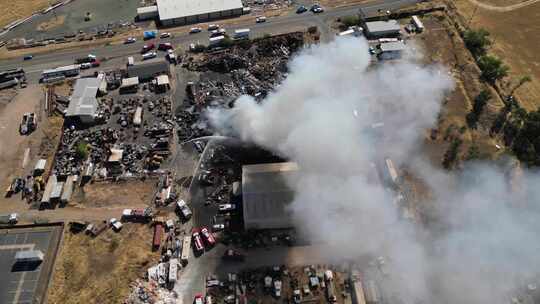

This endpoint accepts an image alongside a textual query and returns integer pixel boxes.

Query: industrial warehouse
[137,0,244,26]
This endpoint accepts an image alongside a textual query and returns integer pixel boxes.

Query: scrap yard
[0,0,539,304]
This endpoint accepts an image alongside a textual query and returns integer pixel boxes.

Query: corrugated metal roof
[156,75,169,85]
[157,0,243,21]
[66,77,101,117]
[127,58,169,79]
[365,20,401,34]
[242,162,298,230]
[121,77,139,87]
[15,250,44,261]
[380,41,405,52]
[137,5,158,14]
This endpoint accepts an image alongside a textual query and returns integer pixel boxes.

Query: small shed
[33,159,47,176]
[15,250,44,263]
[108,148,124,163]
[120,77,139,93]
[155,75,170,93]
[61,175,76,203]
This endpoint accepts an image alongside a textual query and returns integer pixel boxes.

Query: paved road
[0,0,422,83]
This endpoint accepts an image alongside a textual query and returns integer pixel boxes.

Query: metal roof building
[242,162,298,230]
[127,58,170,81]
[156,0,243,26]
[66,76,102,124]
[364,20,401,38]
[378,41,405,60]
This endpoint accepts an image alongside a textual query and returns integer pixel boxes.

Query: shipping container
[169,258,178,283]
[15,250,44,263]
[133,106,143,126]
[181,236,191,265]
[411,15,424,33]
[153,224,163,250]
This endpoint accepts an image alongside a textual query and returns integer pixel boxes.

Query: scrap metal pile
[52,94,173,178]
[125,279,178,304]
[177,32,304,142]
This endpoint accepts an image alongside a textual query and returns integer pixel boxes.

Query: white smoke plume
[208,37,540,303]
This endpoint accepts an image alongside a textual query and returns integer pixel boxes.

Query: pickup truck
[0,213,18,225]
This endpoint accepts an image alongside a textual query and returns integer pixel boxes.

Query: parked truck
[233,29,250,40]
[0,213,18,225]
[325,270,337,302]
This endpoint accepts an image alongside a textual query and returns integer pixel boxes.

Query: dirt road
[466,0,540,12]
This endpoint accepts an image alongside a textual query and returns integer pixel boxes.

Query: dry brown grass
[418,13,505,166]
[47,224,159,304]
[73,180,156,208]
[0,0,50,28]
[454,0,540,111]
[36,14,65,31]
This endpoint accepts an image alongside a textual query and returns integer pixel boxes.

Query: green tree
[466,89,491,128]
[466,144,480,160]
[443,138,463,169]
[463,28,491,57]
[341,15,360,27]
[512,108,540,166]
[75,141,89,160]
[477,55,509,84]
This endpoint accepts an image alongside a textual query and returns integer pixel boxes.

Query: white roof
[156,75,169,86]
[157,0,243,21]
[108,148,124,162]
[137,5,158,14]
[15,250,44,261]
[42,64,79,75]
[380,41,405,52]
[66,77,101,117]
[121,77,139,87]
[365,20,400,34]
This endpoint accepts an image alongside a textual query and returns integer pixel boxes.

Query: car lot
[0,225,62,304]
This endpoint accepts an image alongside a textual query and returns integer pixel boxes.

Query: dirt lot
[72,180,156,208]
[47,224,160,304]
[0,0,50,28]
[415,12,505,166]
[453,0,540,111]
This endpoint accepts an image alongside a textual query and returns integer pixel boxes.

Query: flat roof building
[377,41,405,60]
[242,162,298,230]
[66,76,103,124]
[127,58,170,81]
[156,0,243,26]
[364,20,401,38]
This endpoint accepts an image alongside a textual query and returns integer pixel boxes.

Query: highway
[0,0,421,82]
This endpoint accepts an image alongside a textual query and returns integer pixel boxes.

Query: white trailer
[233,29,250,40]
[209,35,225,47]
[411,15,424,33]
[169,258,178,283]
[180,236,190,265]
[15,250,44,263]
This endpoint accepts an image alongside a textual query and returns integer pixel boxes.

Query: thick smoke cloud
[208,37,540,303]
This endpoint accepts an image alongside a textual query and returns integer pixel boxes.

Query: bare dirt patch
[36,15,66,31]
[72,180,156,208]
[47,224,159,304]
[453,0,540,111]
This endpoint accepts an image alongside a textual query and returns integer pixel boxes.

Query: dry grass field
[454,0,540,111]
[0,0,50,28]
[47,224,159,304]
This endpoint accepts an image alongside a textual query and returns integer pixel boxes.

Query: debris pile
[125,279,178,304]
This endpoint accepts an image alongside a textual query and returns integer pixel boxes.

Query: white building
[66,76,103,124]
[156,0,243,26]
[242,162,298,230]
[364,20,401,38]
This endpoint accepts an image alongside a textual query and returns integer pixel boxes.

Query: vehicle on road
[233,28,250,40]
[190,27,202,34]
[310,4,324,13]
[0,213,18,225]
[142,51,157,60]
[80,62,92,69]
[255,16,267,23]
[207,24,220,31]
[201,226,216,246]
[143,30,157,40]
[124,37,137,44]
[176,199,192,220]
[194,294,204,304]
[23,55,33,60]
[218,203,236,212]
[296,6,307,14]
[143,52,157,60]
[160,32,171,38]
[141,43,155,53]
[91,60,100,67]
[223,249,245,262]
[212,223,225,231]
[192,228,205,252]
[158,42,173,51]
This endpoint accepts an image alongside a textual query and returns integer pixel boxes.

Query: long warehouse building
[156,0,244,26]
[242,162,298,230]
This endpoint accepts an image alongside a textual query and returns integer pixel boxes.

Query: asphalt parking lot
[0,225,62,304]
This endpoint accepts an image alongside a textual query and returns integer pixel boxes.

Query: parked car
[255,16,267,23]
[212,223,225,231]
[124,37,137,44]
[91,60,100,67]
[80,62,92,69]
[311,4,324,13]
[158,42,173,51]
[194,294,204,304]
[23,55,33,60]
[296,6,307,14]
[141,43,155,53]
[160,32,171,38]
[142,51,157,60]
[192,228,205,252]
[207,24,220,31]
[190,27,202,34]
[201,226,216,246]
[218,204,236,212]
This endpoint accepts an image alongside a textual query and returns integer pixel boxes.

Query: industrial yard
[0,0,539,304]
